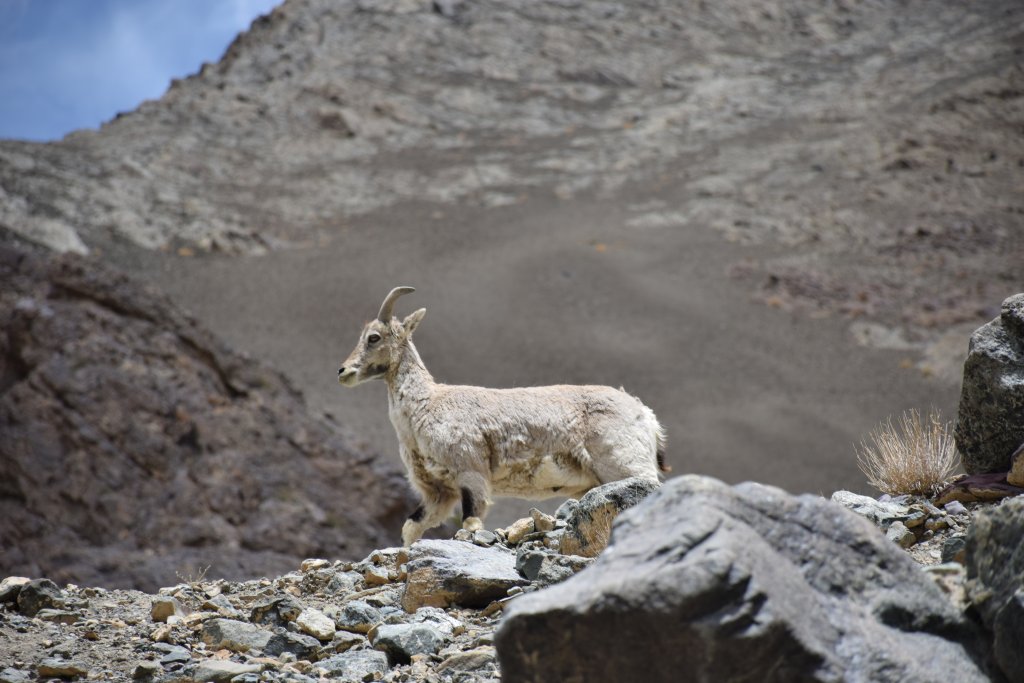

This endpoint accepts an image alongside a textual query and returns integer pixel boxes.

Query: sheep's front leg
[402,491,458,546]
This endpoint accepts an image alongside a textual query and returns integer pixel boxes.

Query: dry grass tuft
[856,408,960,496]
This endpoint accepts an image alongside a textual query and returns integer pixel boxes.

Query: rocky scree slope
[1,477,1021,682]
[0,239,412,591]
[0,0,1021,352]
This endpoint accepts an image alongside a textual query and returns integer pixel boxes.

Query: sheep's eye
[367,333,382,344]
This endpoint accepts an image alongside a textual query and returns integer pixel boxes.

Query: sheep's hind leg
[402,490,458,546]
[459,473,491,533]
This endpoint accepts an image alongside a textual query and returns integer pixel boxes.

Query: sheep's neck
[386,340,434,405]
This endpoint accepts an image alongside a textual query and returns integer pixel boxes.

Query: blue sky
[0,0,282,142]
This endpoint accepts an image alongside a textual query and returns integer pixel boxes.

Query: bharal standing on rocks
[338,287,669,546]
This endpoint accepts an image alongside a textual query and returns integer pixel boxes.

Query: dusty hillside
[0,240,411,591]
[1,0,1022,534]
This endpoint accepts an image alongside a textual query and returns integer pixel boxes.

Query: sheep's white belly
[490,452,599,500]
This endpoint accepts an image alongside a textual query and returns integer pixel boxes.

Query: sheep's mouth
[365,363,389,379]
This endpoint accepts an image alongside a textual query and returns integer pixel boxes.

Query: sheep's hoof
[462,516,484,533]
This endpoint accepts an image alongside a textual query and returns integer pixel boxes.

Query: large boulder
[402,540,527,611]
[557,477,660,558]
[955,293,1024,474]
[0,242,412,590]
[496,475,996,683]
[965,496,1024,682]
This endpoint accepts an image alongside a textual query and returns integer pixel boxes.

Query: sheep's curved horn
[377,286,416,321]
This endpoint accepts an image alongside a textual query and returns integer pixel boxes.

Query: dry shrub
[856,408,960,496]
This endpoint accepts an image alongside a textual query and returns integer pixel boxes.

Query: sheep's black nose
[338,366,345,375]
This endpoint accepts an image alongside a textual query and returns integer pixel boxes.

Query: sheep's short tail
[657,449,672,473]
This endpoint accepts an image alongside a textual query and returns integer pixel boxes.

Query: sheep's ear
[401,308,426,338]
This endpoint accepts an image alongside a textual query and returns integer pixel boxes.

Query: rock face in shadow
[966,496,1024,682]
[0,242,412,591]
[495,475,997,683]
[956,293,1024,474]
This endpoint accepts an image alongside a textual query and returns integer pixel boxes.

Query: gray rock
[35,608,79,624]
[965,495,1024,681]
[496,475,993,683]
[402,539,528,611]
[0,577,29,604]
[558,477,660,557]
[0,668,31,683]
[333,599,394,633]
[830,490,911,529]
[192,659,261,682]
[370,622,447,664]
[942,534,968,564]
[295,607,335,640]
[325,570,363,595]
[316,650,389,681]
[16,578,65,617]
[955,293,1024,474]
[886,520,917,548]
[265,630,321,661]
[37,658,88,679]
[321,630,365,655]
[436,647,497,675]
[516,547,592,586]
[201,618,272,653]
[132,661,161,681]
[249,595,303,627]
[944,500,969,516]
[150,596,188,623]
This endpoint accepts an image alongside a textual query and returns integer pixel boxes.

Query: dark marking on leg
[408,504,425,522]
[461,487,478,521]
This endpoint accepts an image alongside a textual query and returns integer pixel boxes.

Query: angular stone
[0,577,30,604]
[132,661,161,681]
[150,596,188,623]
[37,659,88,679]
[503,518,534,545]
[192,659,261,683]
[201,618,272,653]
[516,547,592,586]
[295,607,335,641]
[558,477,660,557]
[334,599,391,633]
[955,294,1024,474]
[16,578,65,617]
[364,565,391,586]
[371,622,447,664]
[886,520,916,548]
[249,595,302,627]
[402,540,528,611]
[326,570,363,595]
[436,647,497,674]
[530,508,555,533]
[0,668,31,683]
[472,529,497,546]
[965,496,1024,682]
[36,609,79,624]
[1007,442,1024,487]
[830,490,911,529]
[265,630,320,661]
[497,475,991,683]
[316,650,389,681]
[300,558,331,572]
[321,630,365,656]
